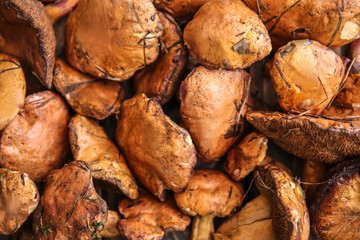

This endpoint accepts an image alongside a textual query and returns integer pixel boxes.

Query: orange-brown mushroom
[180,66,251,161]
[116,94,197,200]
[0,91,70,182]
[133,11,187,105]
[174,169,244,217]
[66,0,163,80]
[118,191,191,240]
[54,59,124,120]
[33,161,108,239]
[154,0,210,20]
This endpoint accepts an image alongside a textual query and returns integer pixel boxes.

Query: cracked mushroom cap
[311,160,360,240]
[0,53,26,131]
[33,161,108,240]
[115,94,197,200]
[133,11,187,105]
[118,191,191,240]
[0,91,70,182]
[69,115,138,199]
[270,39,345,115]
[243,0,360,49]
[154,0,210,20]
[0,169,39,235]
[0,0,55,88]
[180,66,251,162]
[66,0,163,80]
[183,0,271,70]
[54,59,124,120]
[174,169,244,217]
[255,164,310,240]
[246,111,360,163]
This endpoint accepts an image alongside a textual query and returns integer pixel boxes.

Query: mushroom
[0,53,26,131]
[69,115,138,199]
[115,94,197,201]
[33,161,108,239]
[0,91,70,182]
[154,0,210,20]
[54,59,124,120]
[0,169,39,235]
[180,66,251,161]
[0,0,55,88]
[174,169,244,217]
[118,191,191,240]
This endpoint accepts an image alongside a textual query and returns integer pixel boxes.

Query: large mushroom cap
[0,0,55,88]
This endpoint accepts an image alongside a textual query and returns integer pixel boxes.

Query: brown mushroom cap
[255,164,310,240]
[0,91,70,182]
[214,195,275,240]
[69,115,138,199]
[0,169,39,235]
[243,0,360,49]
[133,11,187,105]
[247,111,360,163]
[0,53,26,131]
[302,159,327,204]
[116,94,197,200]
[154,0,210,20]
[66,0,162,80]
[54,59,124,120]
[270,40,345,115]
[33,161,108,240]
[225,131,268,181]
[180,66,251,161]
[174,169,244,217]
[311,160,360,240]
[0,0,55,88]
[183,0,271,70]
[118,191,191,240]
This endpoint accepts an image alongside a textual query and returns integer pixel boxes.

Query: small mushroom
[0,0,55,88]
[118,191,191,240]
[255,164,310,240]
[116,94,197,200]
[174,169,244,217]
[311,160,360,240]
[183,0,271,69]
[54,59,124,120]
[69,115,138,199]
[0,169,39,235]
[180,66,251,161]
[225,131,268,181]
[33,161,108,240]
[133,11,187,105]
[66,0,163,80]
[214,195,275,240]
[0,53,26,131]
[0,91,70,182]
[270,40,345,114]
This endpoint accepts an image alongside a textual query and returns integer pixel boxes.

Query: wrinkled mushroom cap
[116,94,197,200]
[0,169,39,235]
[0,0,55,88]
[184,0,271,69]
[0,91,70,182]
[66,0,162,80]
[0,53,26,130]
[118,191,191,240]
[174,169,244,217]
